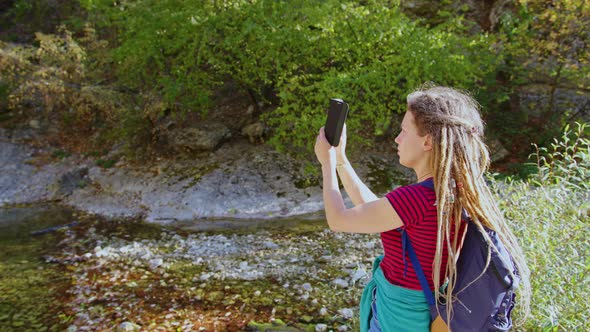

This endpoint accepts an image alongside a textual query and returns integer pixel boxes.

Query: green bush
[80,0,502,156]
[81,0,222,111]
[492,123,589,330]
[265,4,499,154]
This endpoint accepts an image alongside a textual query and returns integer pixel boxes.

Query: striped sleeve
[385,185,427,228]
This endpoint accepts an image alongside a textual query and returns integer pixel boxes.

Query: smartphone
[325,98,349,146]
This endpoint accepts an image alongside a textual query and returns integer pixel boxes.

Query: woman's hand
[335,123,347,164]
[315,127,336,167]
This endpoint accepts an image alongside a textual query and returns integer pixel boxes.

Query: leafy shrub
[492,123,589,330]
[80,0,221,111]
[5,26,86,118]
[80,0,502,156]
[265,4,499,154]
[1,26,130,145]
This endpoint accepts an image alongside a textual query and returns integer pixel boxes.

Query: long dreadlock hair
[406,84,531,327]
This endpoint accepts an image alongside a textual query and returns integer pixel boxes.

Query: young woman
[314,85,530,331]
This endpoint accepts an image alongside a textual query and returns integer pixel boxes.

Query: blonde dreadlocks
[406,85,531,327]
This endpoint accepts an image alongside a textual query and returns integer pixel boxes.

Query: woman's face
[394,111,431,169]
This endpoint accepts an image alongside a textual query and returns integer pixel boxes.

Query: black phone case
[325,98,349,146]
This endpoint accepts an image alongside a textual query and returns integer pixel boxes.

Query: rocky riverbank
[50,213,382,331]
[0,127,413,224]
[0,125,411,331]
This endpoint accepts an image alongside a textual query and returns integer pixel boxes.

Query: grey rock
[149,258,163,269]
[58,167,88,196]
[117,322,140,332]
[351,268,367,283]
[239,261,250,270]
[516,84,590,123]
[315,324,328,332]
[0,140,91,206]
[63,142,324,222]
[338,308,354,320]
[169,124,231,153]
[0,126,407,225]
[246,105,255,115]
[319,255,332,262]
[29,119,40,129]
[241,122,265,144]
[263,241,279,249]
[332,278,349,288]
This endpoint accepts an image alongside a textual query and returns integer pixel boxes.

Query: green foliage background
[77,0,504,154]
[2,0,587,161]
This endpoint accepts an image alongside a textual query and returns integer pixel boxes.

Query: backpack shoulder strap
[406,177,468,306]
[418,178,434,190]
[400,229,436,306]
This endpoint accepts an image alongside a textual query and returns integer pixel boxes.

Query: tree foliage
[494,0,590,145]
[78,0,501,155]
[1,0,588,162]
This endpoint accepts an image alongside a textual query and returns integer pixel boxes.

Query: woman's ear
[423,134,433,151]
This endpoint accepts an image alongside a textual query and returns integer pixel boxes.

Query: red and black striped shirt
[382,179,464,291]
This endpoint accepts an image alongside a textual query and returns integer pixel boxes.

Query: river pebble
[117,322,140,332]
[315,323,328,332]
[332,278,349,288]
[338,308,354,319]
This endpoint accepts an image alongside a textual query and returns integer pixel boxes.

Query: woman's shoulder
[384,180,436,228]
[385,181,436,213]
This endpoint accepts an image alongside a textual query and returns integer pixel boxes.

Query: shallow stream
[0,204,375,331]
[0,204,76,331]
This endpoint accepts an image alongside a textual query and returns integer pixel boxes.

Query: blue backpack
[400,179,520,331]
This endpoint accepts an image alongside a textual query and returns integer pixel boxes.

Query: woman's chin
[398,160,408,168]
